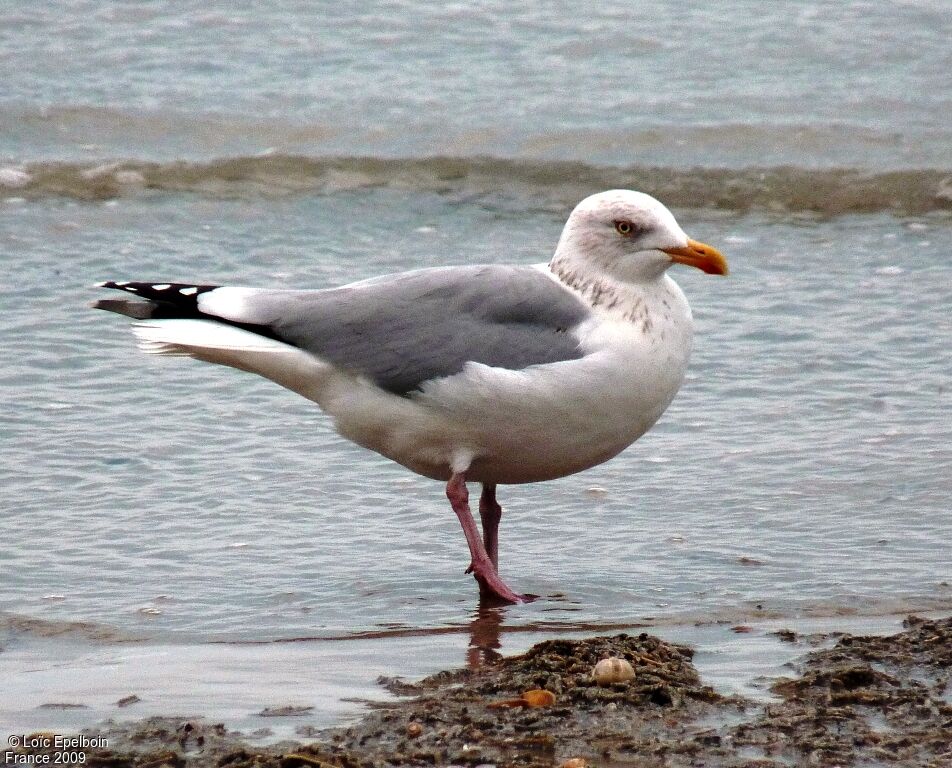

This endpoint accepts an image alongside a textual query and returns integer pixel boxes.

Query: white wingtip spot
[151,284,171,291]
[179,286,198,296]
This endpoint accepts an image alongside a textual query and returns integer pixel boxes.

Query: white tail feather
[130,318,335,404]
[132,319,293,355]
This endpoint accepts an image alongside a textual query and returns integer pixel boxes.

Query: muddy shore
[7,615,951,768]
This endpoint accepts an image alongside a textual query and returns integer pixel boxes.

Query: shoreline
[5,607,946,740]
[5,614,950,767]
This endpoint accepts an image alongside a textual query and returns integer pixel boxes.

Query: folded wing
[96,265,590,395]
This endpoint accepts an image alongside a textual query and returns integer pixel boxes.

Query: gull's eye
[614,220,633,236]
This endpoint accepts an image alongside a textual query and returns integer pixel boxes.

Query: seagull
[94,190,727,604]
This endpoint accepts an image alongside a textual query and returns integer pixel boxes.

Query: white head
[552,190,727,283]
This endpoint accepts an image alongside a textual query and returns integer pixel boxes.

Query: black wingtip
[96,281,219,300]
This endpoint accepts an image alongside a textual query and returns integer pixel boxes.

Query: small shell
[522,689,556,707]
[406,722,423,738]
[592,657,635,685]
[561,759,588,768]
[487,688,556,709]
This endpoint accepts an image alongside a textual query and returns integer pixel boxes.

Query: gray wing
[224,265,590,395]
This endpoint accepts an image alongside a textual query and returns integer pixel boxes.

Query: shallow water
[0,611,917,741]
[1,0,950,737]
[2,195,949,640]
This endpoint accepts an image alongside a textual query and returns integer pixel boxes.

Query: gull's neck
[547,250,657,319]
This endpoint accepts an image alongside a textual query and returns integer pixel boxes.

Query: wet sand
[8,614,950,768]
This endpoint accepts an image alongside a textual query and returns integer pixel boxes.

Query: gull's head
[554,190,728,282]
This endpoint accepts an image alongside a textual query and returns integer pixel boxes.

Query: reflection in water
[466,602,506,667]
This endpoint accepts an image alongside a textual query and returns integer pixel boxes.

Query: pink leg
[446,473,527,604]
[479,484,502,570]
